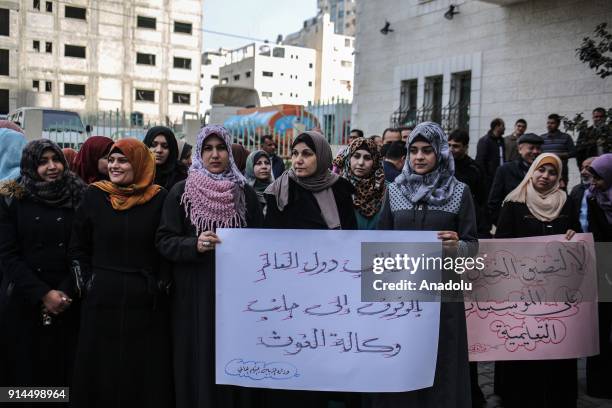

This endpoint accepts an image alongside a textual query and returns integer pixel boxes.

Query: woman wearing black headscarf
[144,126,187,190]
[0,139,86,395]
[372,122,477,408]
[262,131,357,408]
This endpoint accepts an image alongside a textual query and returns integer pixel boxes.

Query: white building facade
[0,0,203,122]
[219,42,316,107]
[352,0,612,153]
[200,48,228,113]
[317,0,356,36]
[284,13,355,103]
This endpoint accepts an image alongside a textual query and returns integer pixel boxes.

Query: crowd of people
[0,108,610,408]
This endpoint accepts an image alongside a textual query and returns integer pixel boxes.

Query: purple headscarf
[588,153,612,223]
[181,125,247,234]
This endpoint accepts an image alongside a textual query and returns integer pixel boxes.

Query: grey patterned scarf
[394,122,458,206]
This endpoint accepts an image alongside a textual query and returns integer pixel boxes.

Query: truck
[6,107,90,149]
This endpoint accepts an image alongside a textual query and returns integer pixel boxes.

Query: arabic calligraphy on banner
[215,229,442,392]
[465,234,599,361]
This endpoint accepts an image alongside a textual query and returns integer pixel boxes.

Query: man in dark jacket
[476,118,506,193]
[382,141,406,183]
[487,133,543,226]
[504,119,527,162]
[261,134,285,179]
[569,157,596,233]
[540,113,576,185]
[449,129,487,215]
[576,107,612,168]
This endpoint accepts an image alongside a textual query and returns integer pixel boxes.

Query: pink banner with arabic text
[465,234,599,361]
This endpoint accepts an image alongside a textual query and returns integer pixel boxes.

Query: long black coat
[68,186,173,408]
[475,131,505,192]
[155,181,263,408]
[487,159,530,226]
[369,182,476,408]
[264,177,357,230]
[585,196,612,398]
[0,181,80,399]
[262,178,357,408]
[494,199,580,408]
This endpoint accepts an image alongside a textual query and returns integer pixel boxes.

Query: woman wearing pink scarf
[156,125,263,408]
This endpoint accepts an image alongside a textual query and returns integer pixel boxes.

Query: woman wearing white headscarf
[373,122,477,408]
[494,153,580,408]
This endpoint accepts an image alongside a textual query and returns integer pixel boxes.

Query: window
[135,89,155,102]
[0,9,9,36]
[0,89,8,114]
[65,6,86,20]
[449,71,472,131]
[233,74,240,81]
[245,71,251,78]
[273,47,285,58]
[172,92,190,104]
[262,91,272,97]
[424,75,443,124]
[45,81,52,92]
[45,42,52,53]
[309,63,313,68]
[345,38,351,47]
[308,81,312,87]
[262,71,273,77]
[137,16,156,29]
[174,21,192,34]
[341,60,352,68]
[173,57,192,70]
[33,80,40,91]
[46,1,52,12]
[33,40,40,52]
[136,52,156,66]
[64,83,85,96]
[65,45,86,58]
[399,79,418,115]
[221,78,228,84]
[33,0,40,10]
[0,49,8,76]
[210,75,219,80]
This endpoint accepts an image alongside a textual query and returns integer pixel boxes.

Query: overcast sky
[202,0,318,50]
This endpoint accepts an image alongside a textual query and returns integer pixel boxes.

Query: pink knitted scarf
[181,169,246,234]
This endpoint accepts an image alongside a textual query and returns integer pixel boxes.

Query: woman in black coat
[371,122,477,408]
[69,138,173,408]
[263,131,357,408]
[144,126,187,191]
[264,131,357,230]
[156,125,263,408]
[0,139,86,400]
[494,153,580,408]
[584,153,612,398]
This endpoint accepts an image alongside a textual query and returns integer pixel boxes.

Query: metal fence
[82,110,178,141]
[27,101,352,158]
